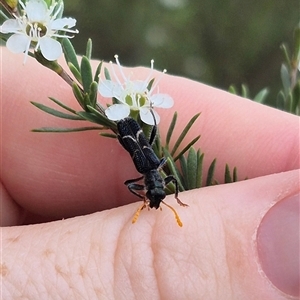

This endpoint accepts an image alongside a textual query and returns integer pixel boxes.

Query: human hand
[1,48,299,299]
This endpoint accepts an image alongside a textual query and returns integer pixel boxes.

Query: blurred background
[64,0,299,107]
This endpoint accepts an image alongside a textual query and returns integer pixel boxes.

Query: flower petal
[140,107,160,125]
[39,37,62,60]
[0,19,21,33]
[105,104,130,121]
[6,34,30,53]
[150,93,174,108]
[50,18,77,30]
[26,0,48,22]
[130,80,148,93]
[99,80,123,100]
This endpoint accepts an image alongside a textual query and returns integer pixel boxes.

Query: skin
[1,48,299,299]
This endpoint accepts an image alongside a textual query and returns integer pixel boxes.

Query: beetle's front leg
[124,176,145,200]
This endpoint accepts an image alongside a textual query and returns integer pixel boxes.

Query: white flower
[98,55,174,125]
[0,0,78,63]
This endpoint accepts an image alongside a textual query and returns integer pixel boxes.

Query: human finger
[1,48,299,222]
[2,169,299,298]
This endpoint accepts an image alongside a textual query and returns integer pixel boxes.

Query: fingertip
[257,193,300,297]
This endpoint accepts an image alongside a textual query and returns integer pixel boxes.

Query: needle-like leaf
[206,158,217,186]
[32,126,104,132]
[166,111,177,149]
[62,38,80,71]
[170,113,200,156]
[31,101,83,120]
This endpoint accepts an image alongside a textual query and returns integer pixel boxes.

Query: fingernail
[257,193,300,297]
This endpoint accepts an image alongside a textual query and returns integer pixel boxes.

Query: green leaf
[31,102,84,120]
[141,122,154,143]
[225,164,232,183]
[0,34,8,43]
[86,105,118,130]
[286,91,293,112]
[179,155,188,188]
[253,88,269,103]
[68,62,82,84]
[62,38,80,71]
[228,85,238,95]
[162,147,185,191]
[81,56,93,93]
[88,81,99,108]
[173,135,200,162]
[292,25,300,62]
[55,0,64,18]
[48,97,78,114]
[224,164,239,183]
[32,126,104,133]
[83,107,117,131]
[72,83,85,107]
[166,111,177,148]
[83,93,92,107]
[281,64,291,96]
[277,90,286,110]
[186,147,198,190]
[0,9,9,24]
[147,78,155,91]
[94,61,102,83]
[233,167,238,182]
[104,67,111,80]
[280,43,291,67]
[195,150,204,188]
[206,158,217,186]
[86,38,92,60]
[170,113,200,156]
[100,132,117,138]
[241,84,249,98]
[165,157,185,192]
[76,111,103,124]
[292,80,300,115]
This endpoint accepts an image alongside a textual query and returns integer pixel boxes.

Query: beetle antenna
[161,201,183,227]
[132,202,147,224]
[149,107,157,126]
